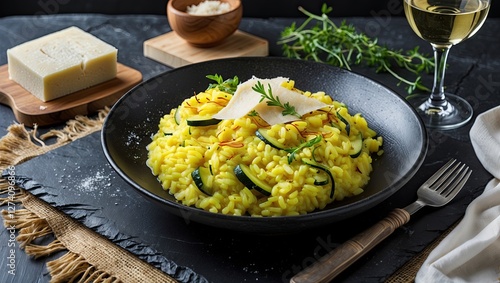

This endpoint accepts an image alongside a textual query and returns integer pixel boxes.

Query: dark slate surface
[0,14,499,283]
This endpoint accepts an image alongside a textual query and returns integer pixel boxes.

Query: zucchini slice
[255,128,286,150]
[174,106,182,125]
[336,111,350,136]
[186,115,221,126]
[313,174,329,186]
[191,166,214,195]
[234,164,272,196]
[302,158,335,199]
[348,133,363,158]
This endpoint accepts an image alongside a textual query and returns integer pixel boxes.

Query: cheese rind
[7,26,118,102]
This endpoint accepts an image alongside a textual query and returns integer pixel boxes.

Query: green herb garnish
[252,81,301,118]
[206,74,239,94]
[285,135,322,164]
[278,4,434,94]
[248,110,259,117]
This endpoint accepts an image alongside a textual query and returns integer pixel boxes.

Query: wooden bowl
[167,0,242,47]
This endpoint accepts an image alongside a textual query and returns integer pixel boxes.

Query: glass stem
[429,44,452,107]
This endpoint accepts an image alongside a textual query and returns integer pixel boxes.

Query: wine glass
[403,0,490,129]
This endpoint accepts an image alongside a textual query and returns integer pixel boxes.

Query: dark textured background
[1,0,499,18]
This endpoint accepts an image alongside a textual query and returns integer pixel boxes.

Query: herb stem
[252,81,301,118]
[278,4,434,94]
[285,135,322,164]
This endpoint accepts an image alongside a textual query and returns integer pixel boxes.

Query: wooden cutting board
[144,30,268,68]
[0,63,142,127]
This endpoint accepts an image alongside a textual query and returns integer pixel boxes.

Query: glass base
[407,93,473,130]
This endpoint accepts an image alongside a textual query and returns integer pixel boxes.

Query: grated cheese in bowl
[186,0,231,15]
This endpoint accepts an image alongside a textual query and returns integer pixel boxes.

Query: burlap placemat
[1,185,175,283]
[0,109,455,282]
[0,108,108,167]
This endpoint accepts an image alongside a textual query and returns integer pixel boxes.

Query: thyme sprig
[206,74,239,94]
[285,135,322,164]
[278,4,434,94]
[252,81,301,118]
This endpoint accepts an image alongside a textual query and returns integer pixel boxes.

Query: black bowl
[101,57,427,234]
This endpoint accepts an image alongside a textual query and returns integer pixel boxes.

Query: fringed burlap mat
[1,184,175,283]
[0,108,109,167]
[0,108,454,282]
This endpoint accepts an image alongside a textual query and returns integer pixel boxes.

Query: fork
[290,158,472,283]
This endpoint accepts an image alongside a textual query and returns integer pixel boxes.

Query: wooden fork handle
[290,208,411,283]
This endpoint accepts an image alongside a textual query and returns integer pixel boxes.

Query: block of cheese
[7,26,118,102]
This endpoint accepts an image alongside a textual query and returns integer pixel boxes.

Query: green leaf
[206,74,239,94]
[285,135,322,164]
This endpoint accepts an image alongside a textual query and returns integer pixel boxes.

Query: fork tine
[435,162,466,194]
[425,159,456,188]
[441,166,472,200]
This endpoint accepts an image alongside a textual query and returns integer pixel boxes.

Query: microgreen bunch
[206,74,239,94]
[278,4,434,94]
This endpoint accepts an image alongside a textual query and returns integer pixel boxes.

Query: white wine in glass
[404,0,490,129]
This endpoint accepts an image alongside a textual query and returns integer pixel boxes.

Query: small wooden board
[0,63,142,127]
[144,30,268,68]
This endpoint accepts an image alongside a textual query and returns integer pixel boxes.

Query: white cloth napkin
[416,106,500,283]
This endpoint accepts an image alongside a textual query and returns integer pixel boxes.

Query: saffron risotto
[147,79,383,216]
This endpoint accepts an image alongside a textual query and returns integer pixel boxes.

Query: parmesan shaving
[212,76,327,125]
[212,76,267,120]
